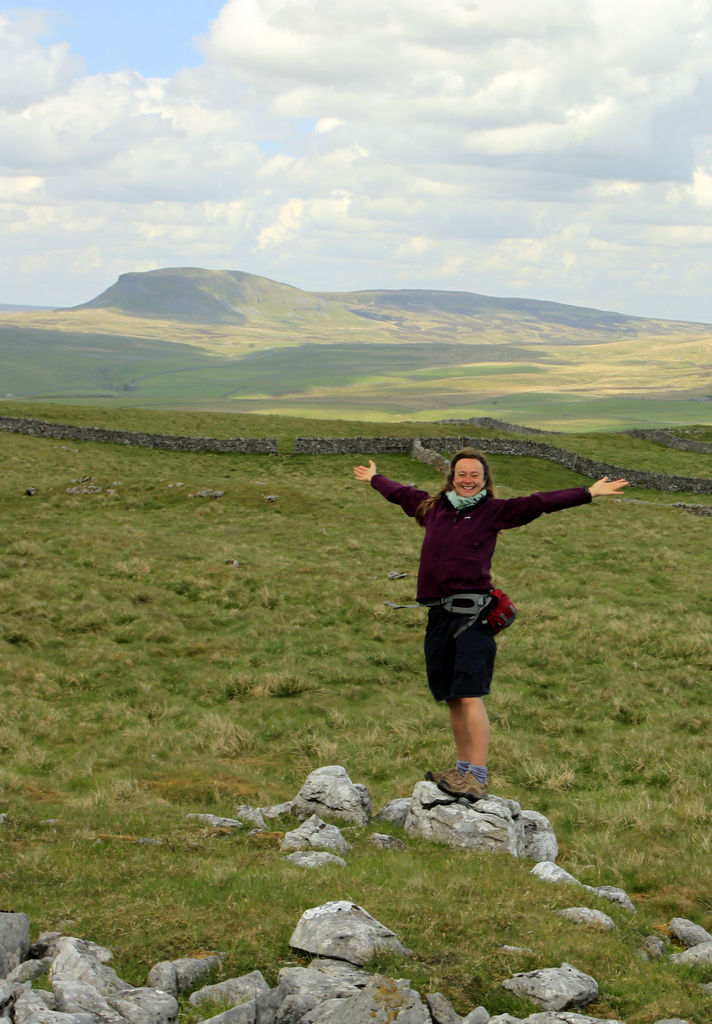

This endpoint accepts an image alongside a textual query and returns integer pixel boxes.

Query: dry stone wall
[3,416,712,494]
[0,416,277,454]
[624,428,712,454]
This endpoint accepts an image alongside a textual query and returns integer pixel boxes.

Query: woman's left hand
[589,475,629,497]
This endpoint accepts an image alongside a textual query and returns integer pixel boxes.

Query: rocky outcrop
[404,783,557,862]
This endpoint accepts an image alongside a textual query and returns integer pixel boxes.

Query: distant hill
[1,267,711,430]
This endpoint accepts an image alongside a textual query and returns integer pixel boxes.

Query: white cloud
[2,2,712,319]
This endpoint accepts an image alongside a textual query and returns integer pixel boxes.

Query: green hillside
[2,407,711,1023]
[1,267,711,429]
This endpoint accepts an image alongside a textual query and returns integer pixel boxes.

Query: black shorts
[424,606,497,702]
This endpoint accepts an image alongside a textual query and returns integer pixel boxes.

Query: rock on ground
[292,766,371,826]
[289,902,410,966]
[501,963,598,1011]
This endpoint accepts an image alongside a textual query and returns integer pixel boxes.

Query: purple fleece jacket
[370,474,591,601]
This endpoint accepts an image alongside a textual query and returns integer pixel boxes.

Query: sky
[3,1,712,322]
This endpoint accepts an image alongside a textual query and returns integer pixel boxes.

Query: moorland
[1,267,711,431]
[1,403,711,1023]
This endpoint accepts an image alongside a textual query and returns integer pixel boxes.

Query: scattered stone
[106,985,178,1024]
[668,917,712,948]
[405,783,553,861]
[25,487,37,496]
[283,851,347,868]
[189,970,269,1008]
[369,833,406,851]
[590,886,635,913]
[289,901,410,966]
[300,973,428,1024]
[523,1015,623,1024]
[0,912,30,979]
[48,938,127,995]
[51,972,125,1022]
[426,990,461,1024]
[556,908,617,931]
[259,802,295,820]
[8,957,52,982]
[307,959,371,988]
[263,495,278,502]
[292,766,371,826]
[233,806,268,830]
[460,1008,490,1024]
[501,963,598,1011]
[374,799,411,827]
[189,488,225,498]
[640,935,667,961]
[520,811,558,862]
[146,954,223,995]
[281,814,351,854]
[530,862,582,887]
[669,941,712,965]
[0,813,8,825]
[185,814,244,829]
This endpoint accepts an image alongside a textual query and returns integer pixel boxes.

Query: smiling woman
[41,0,225,76]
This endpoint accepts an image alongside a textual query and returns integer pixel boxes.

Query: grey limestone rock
[589,886,635,913]
[370,832,407,851]
[281,815,351,854]
[259,802,295,820]
[233,806,269,830]
[374,799,411,827]
[146,953,223,995]
[501,963,598,1011]
[405,784,555,861]
[146,962,177,995]
[51,972,125,1023]
[0,912,30,980]
[556,908,617,930]
[426,990,462,1023]
[14,985,93,1024]
[461,1008,490,1024]
[8,956,52,982]
[289,901,410,966]
[300,974,429,1024]
[640,935,667,961]
[283,851,347,868]
[107,986,179,1024]
[530,862,582,887]
[186,814,244,829]
[669,940,712,965]
[307,959,370,988]
[668,917,712,948]
[521,1014,624,1023]
[277,966,359,1001]
[292,766,371,826]
[49,938,128,996]
[519,811,558,862]
[189,970,269,1008]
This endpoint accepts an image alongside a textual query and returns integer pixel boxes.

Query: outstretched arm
[353,458,377,482]
[589,475,629,497]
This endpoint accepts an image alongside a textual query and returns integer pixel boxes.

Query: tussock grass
[1,409,711,1023]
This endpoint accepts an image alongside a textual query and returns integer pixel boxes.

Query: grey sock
[469,765,488,784]
[456,760,470,776]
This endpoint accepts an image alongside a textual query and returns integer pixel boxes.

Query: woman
[353,448,628,801]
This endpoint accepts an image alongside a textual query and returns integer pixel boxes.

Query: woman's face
[452,458,486,498]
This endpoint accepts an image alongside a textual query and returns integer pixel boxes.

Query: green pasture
[1,410,712,1023]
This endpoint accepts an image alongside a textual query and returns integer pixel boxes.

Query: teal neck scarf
[446,489,488,511]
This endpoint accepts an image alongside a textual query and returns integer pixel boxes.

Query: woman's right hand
[353,459,377,482]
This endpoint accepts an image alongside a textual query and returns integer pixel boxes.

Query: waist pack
[485,589,517,635]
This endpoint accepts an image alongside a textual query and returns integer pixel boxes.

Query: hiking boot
[424,768,453,784]
[437,771,488,802]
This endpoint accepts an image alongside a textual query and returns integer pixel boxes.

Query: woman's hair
[414,448,496,526]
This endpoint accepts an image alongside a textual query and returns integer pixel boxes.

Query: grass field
[2,406,712,1023]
